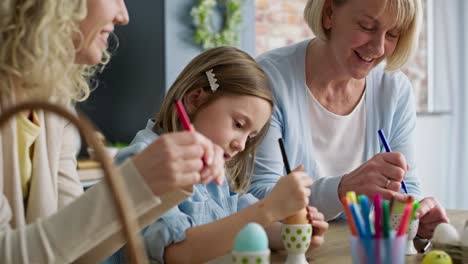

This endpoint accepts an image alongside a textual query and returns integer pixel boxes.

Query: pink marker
[373,194,382,264]
[396,202,413,237]
[175,100,192,131]
[373,194,382,239]
[175,99,217,184]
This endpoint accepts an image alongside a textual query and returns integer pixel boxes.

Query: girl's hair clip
[205,69,219,92]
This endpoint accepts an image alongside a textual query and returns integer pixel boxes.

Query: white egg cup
[390,214,419,255]
[280,224,312,264]
[231,250,270,264]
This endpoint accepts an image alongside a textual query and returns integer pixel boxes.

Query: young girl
[109,46,329,263]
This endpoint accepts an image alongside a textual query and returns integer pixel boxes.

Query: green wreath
[191,0,245,50]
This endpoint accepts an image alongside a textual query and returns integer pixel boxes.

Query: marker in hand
[175,99,215,184]
[377,129,408,194]
[175,100,193,131]
[278,138,292,174]
[278,138,309,225]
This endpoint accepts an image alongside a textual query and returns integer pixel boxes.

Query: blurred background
[77,0,468,210]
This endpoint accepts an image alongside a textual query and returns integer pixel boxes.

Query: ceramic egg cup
[280,224,312,264]
[231,250,270,264]
[390,214,419,255]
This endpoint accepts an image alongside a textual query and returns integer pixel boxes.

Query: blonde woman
[0,0,225,262]
[250,0,448,239]
[106,46,329,263]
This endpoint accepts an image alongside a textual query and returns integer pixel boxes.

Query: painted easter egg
[233,223,269,253]
[433,223,460,245]
[284,209,309,225]
[422,250,453,264]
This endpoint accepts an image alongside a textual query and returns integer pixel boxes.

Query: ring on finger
[385,178,391,189]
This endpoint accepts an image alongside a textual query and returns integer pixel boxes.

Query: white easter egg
[433,223,460,244]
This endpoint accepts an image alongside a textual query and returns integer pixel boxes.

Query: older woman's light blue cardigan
[249,40,422,220]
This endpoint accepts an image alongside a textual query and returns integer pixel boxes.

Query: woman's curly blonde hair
[0,0,110,103]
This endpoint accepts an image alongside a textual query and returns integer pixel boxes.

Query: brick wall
[255,0,312,56]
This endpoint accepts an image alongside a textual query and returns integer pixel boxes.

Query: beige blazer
[0,106,84,229]
[0,103,190,263]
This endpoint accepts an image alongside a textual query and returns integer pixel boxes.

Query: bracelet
[414,235,432,253]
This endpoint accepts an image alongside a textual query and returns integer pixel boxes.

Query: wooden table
[269,210,468,264]
[208,210,467,264]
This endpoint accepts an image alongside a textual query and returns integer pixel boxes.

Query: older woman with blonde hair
[0,0,225,262]
[250,0,448,239]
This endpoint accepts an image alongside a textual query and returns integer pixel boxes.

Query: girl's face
[191,95,272,161]
[325,0,401,79]
[75,0,129,65]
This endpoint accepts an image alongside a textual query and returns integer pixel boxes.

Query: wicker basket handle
[0,101,148,264]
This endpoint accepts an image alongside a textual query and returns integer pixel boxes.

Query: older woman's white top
[250,39,422,220]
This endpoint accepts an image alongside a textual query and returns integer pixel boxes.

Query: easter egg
[433,223,460,245]
[284,209,309,225]
[422,250,452,264]
[233,223,269,253]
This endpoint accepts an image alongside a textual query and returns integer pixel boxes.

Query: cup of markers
[341,192,419,264]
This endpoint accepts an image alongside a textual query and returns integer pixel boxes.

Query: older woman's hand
[337,152,409,201]
[132,131,225,196]
[416,197,449,239]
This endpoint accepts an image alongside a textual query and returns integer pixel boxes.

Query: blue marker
[359,195,373,237]
[377,129,408,194]
[351,203,374,262]
[350,203,367,238]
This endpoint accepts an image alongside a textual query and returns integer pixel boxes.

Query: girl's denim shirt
[108,119,258,263]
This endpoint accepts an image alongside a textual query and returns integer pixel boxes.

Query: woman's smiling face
[75,0,129,65]
[324,0,401,78]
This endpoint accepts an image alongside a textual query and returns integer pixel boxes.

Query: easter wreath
[191,0,244,50]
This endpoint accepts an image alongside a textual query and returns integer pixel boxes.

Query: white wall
[415,115,455,208]
[415,0,468,210]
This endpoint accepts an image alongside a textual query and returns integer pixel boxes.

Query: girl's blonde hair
[155,47,273,193]
[0,0,111,104]
[304,0,422,71]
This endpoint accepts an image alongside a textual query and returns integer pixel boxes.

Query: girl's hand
[132,131,225,196]
[306,206,329,250]
[264,165,313,221]
[338,152,409,202]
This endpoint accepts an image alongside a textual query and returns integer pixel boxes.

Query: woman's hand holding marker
[177,99,226,185]
[133,131,225,195]
[338,152,410,202]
